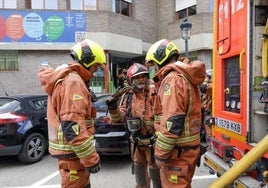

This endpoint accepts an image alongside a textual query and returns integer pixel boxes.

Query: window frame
[28,0,58,10]
[0,0,17,9]
[68,0,97,10]
[175,5,196,20]
[0,50,19,71]
[112,0,132,17]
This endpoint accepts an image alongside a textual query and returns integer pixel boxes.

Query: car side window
[32,98,47,111]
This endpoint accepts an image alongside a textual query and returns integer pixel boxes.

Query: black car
[93,94,130,155]
[93,94,112,113]
[0,95,48,164]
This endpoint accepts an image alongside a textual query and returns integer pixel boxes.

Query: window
[84,0,96,10]
[31,98,47,111]
[189,56,198,62]
[0,50,18,71]
[29,0,58,10]
[180,51,197,62]
[0,0,17,9]
[112,0,132,17]
[176,5,196,20]
[175,0,196,20]
[69,0,96,10]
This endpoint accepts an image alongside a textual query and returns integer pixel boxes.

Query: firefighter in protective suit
[107,63,162,188]
[200,69,213,142]
[145,39,206,188]
[38,39,105,188]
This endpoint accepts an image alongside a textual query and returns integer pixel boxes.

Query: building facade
[0,0,213,95]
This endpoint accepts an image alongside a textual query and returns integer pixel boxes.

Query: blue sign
[0,10,86,42]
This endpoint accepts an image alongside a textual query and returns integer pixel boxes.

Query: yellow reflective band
[72,137,96,158]
[58,124,64,145]
[169,175,178,183]
[72,124,79,135]
[156,132,200,151]
[154,115,162,121]
[70,169,77,175]
[179,74,193,137]
[49,136,95,154]
[158,132,177,144]
[144,120,154,126]
[70,175,79,182]
[73,94,83,101]
[88,135,94,140]
[156,139,175,151]
[156,133,177,151]
[49,141,72,151]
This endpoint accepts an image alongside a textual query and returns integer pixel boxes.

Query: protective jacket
[152,60,206,160]
[38,63,99,167]
[109,86,157,145]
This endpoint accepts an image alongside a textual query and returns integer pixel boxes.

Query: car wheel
[17,133,47,164]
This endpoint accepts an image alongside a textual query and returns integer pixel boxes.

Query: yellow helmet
[145,39,179,66]
[70,39,106,69]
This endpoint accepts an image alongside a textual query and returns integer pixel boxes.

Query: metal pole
[185,38,188,58]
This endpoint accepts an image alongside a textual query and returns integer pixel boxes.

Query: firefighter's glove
[106,98,118,110]
[87,161,101,174]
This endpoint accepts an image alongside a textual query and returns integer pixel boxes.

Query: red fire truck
[203,0,268,187]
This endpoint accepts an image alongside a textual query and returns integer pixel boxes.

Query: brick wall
[0,51,69,96]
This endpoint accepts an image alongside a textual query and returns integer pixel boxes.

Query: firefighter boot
[134,164,150,188]
[149,168,162,188]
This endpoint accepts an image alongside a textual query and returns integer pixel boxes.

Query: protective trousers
[157,146,200,188]
[132,144,162,188]
[58,158,90,188]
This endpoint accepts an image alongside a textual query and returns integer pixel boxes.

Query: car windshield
[0,98,21,113]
